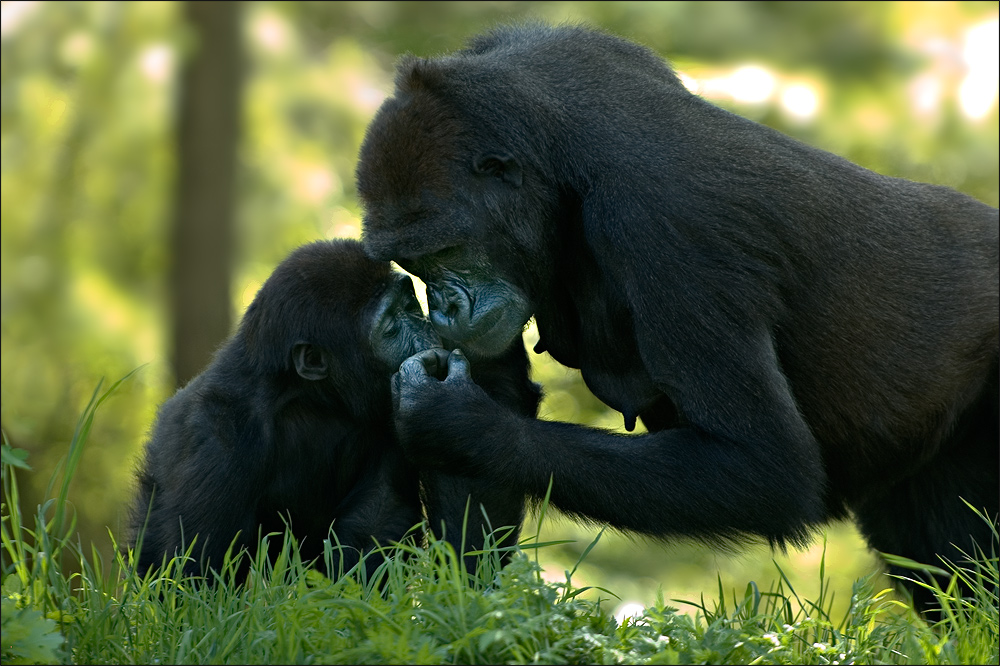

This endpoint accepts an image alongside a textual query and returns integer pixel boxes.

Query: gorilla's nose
[427,283,464,318]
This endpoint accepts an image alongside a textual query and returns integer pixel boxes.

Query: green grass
[2,378,997,665]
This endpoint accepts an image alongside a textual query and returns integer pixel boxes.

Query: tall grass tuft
[2,376,997,664]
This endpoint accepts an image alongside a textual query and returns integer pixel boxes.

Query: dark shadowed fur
[357,24,999,610]
[129,240,424,580]
[419,342,541,576]
[128,238,539,581]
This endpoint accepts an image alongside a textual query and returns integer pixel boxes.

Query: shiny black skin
[128,239,438,580]
[358,24,999,610]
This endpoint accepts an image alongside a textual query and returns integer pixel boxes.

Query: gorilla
[128,239,539,581]
[356,24,999,610]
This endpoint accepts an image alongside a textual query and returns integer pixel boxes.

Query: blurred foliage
[1,0,997,619]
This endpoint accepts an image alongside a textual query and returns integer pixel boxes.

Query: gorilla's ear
[398,56,449,92]
[473,152,522,188]
[293,342,330,381]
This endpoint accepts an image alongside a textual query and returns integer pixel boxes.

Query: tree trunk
[169,0,243,387]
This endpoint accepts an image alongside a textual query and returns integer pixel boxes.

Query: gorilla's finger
[445,348,474,383]
[423,347,453,379]
[400,347,450,379]
[397,355,433,386]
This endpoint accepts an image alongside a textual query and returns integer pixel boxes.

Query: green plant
[3,376,998,664]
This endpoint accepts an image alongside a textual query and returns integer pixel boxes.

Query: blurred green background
[2,0,997,622]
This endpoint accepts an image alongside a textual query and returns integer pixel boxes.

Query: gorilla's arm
[394,349,826,547]
[417,343,541,573]
[323,445,423,579]
[420,474,526,574]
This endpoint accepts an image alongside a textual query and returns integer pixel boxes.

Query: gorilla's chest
[536,290,669,431]
[537,249,680,431]
[578,342,666,431]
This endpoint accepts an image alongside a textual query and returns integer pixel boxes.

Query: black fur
[418,343,541,576]
[129,240,429,580]
[129,238,539,581]
[358,24,999,610]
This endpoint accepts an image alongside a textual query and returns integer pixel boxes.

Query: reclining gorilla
[128,239,539,580]
[357,24,999,610]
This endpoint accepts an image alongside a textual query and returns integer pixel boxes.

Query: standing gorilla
[356,24,999,609]
[129,239,538,580]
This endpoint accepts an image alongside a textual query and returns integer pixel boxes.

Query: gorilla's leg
[853,374,999,612]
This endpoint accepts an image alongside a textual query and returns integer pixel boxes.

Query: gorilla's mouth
[464,307,506,343]
[458,302,531,358]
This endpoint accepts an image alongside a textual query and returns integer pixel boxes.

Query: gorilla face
[356,74,560,360]
[368,272,444,368]
[396,247,532,359]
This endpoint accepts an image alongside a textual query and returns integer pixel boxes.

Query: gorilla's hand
[391,348,504,474]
